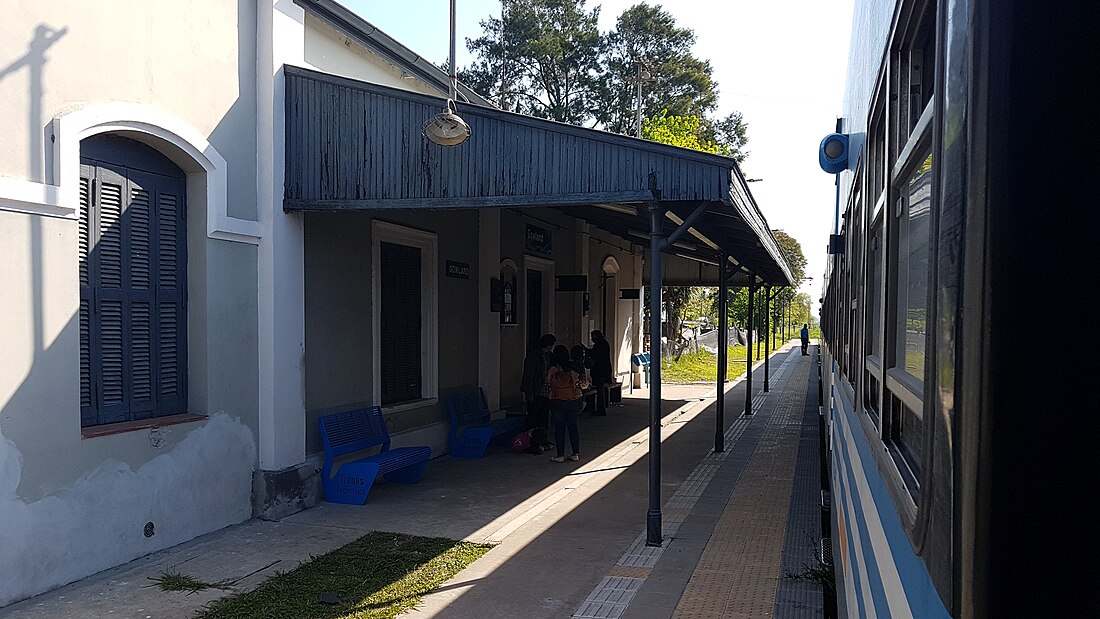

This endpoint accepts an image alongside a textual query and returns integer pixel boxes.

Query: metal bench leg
[323,461,380,505]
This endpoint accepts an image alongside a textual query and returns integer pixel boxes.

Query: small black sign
[446,260,470,279]
[525,224,552,255]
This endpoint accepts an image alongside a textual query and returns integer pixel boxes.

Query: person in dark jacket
[570,344,590,376]
[521,333,556,450]
[589,330,613,416]
[800,324,810,356]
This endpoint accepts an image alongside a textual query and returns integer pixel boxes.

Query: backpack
[548,367,580,400]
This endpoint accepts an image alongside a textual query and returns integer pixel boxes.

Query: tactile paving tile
[577,349,812,619]
[673,355,811,619]
[574,577,646,618]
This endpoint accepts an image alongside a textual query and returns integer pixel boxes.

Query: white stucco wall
[302,13,445,98]
[0,414,255,607]
[0,0,261,606]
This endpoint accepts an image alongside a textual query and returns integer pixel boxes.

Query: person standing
[521,333,557,451]
[800,323,810,356]
[589,330,613,416]
[547,345,589,462]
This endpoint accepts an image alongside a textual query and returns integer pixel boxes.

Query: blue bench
[446,388,524,458]
[631,352,652,387]
[318,406,431,505]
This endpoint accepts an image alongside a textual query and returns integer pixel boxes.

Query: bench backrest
[318,406,391,459]
[631,352,651,367]
[446,388,491,428]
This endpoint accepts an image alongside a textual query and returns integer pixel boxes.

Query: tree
[597,4,715,132]
[596,3,749,160]
[641,112,725,155]
[461,0,603,123]
[767,230,808,337]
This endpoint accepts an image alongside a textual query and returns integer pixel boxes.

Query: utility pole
[633,60,652,137]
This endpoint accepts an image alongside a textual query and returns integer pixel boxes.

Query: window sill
[81,413,208,439]
[382,398,438,415]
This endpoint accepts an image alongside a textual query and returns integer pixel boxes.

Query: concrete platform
[1,343,826,619]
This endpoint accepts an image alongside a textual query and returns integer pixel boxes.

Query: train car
[817,0,1093,616]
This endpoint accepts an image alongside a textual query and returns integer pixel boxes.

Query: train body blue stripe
[831,443,868,618]
[830,377,951,617]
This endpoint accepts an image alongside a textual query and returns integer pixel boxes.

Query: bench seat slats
[448,388,524,458]
[318,406,431,505]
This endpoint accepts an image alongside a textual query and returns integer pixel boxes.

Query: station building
[0,0,790,606]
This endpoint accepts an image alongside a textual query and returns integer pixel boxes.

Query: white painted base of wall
[0,415,256,607]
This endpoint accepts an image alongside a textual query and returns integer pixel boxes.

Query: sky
[342,0,855,312]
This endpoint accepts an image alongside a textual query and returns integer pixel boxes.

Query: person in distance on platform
[546,345,589,462]
[589,330,613,415]
[521,333,557,452]
[800,323,810,356]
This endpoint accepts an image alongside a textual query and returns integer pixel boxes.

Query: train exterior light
[818,132,849,174]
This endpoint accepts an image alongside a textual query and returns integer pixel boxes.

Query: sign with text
[525,224,552,255]
[445,260,470,279]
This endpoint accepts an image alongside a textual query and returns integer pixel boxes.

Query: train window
[863,214,885,425]
[867,217,884,359]
[896,151,932,381]
[880,0,936,499]
[888,393,923,496]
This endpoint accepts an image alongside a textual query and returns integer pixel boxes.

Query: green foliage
[195,532,492,619]
[597,5,712,128]
[641,111,725,155]
[461,0,603,123]
[460,1,749,160]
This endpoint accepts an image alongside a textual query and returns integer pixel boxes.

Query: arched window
[79,135,187,426]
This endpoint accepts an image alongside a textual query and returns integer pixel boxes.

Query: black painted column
[745,281,755,416]
[716,256,728,452]
[764,287,771,392]
[646,203,664,546]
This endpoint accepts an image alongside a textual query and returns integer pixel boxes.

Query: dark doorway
[526,269,542,349]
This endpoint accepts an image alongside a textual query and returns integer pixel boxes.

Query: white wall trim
[372,220,439,409]
[602,255,621,274]
[51,103,261,244]
[0,176,66,218]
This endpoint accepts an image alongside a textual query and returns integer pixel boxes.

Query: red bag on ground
[510,430,531,453]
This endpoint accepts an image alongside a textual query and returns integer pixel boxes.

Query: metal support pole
[646,202,664,546]
[448,0,458,101]
[745,281,755,416]
[764,286,771,392]
[716,256,728,452]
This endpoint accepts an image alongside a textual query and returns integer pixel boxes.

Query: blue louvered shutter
[80,152,186,426]
[379,242,422,405]
[79,168,95,426]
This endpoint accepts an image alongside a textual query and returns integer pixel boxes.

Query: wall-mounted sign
[446,260,470,279]
[525,224,552,255]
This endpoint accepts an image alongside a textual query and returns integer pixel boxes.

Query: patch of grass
[148,571,237,595]
[195,532,491,619]
[662,345,759,384]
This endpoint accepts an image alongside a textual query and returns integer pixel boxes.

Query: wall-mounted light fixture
[818,133,849,173]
